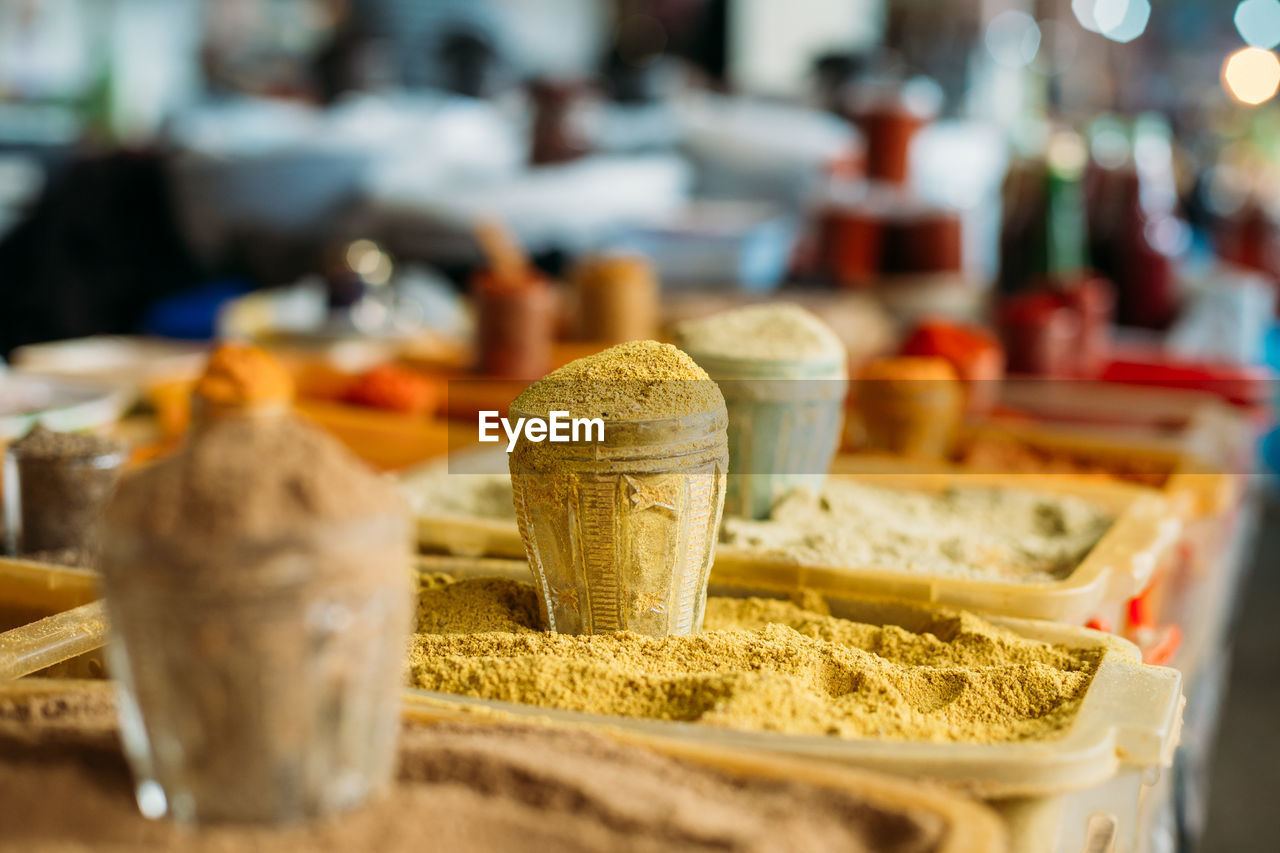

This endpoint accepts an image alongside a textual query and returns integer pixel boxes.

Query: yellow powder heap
[510,340,724,421]
[408,576,1101,744]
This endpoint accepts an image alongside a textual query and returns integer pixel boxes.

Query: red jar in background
[817,202,884,289]
[473,269,556,378]
[998,292,1081,378]
[882,207,963,275]
[1058,275,1115,378]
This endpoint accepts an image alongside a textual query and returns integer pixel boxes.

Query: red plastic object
[1137,624,1182,667]
[901,320,1005,415]
[345,365,440,415]
[1126,586,1157,631]
[1100,355,1271,408]
[1085,617,1113,634]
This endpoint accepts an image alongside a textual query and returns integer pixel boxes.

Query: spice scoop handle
[0,599,107,680]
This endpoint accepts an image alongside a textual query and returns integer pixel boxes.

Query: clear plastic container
[509,407,727,636]
[101,519,410,825]
[0,555,105,680]
[406,559,1183,853]
[719,467,1182,627]
[402,701,1008,853]
[679,351,847,520]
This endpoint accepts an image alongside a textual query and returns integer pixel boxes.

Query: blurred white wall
[110,0,202,140]
[729,0,883,96]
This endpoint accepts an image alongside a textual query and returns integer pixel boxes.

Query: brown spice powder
[408,577,1101,743]
[105,413,405,553]
[0,685,960,853]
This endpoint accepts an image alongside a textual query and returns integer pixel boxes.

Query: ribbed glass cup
[508,407,727,637]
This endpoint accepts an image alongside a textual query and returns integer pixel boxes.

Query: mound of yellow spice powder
[510,340,724,421]
[407,576,1102,743]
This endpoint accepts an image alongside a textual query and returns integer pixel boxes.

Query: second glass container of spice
[98,345,412,825]
[3,425,126,563]
[676,305,848,520]
[508,342,728,637]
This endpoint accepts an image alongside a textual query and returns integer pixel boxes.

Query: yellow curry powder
[408,576,1102,744]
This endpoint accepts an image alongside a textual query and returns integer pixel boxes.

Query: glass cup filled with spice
[99,344,412,825]
[3,425,126,566]
[507,341,728,637]
[677,305,848,520]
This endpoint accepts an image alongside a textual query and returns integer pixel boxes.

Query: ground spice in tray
[401,471,516,520]
[408,576,1102,743]
[720,479,1114,583]
[0,685,958,853]
[959,436,1172,488]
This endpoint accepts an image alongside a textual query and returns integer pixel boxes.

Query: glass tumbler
[99,515,411,825]
[681,351,847,520]
[509,408,727,637]
[3,441,126,557]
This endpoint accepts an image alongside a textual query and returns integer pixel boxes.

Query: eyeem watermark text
[478,411,605,452]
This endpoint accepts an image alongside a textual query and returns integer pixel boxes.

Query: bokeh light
[1223,46,1280,105]
[1093,0,1152,44]
[1072,0,1102,33]
[1235,0,1280,50]
[985,10,1042,69]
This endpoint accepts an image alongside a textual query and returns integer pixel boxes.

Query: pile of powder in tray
[408,576,1102,743]
[720,479,1114,583]
[676,303,846,362]
[399,469,516,521]
[510,340,723,422]
[0,684,960,853]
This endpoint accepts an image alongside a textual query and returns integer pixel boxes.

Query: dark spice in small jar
[4,426,125,558]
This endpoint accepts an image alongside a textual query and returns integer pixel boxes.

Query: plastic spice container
[406,574,1182,853]
[98,410,412,825]
[856,357,963,460]
[2,427,126,559]
[680,350,847,520]
[573,254,659,344]
[473,270,556,378]
[509,408,728,637]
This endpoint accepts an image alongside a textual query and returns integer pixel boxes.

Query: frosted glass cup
[509,407,728,637]
[99,515,411,826]
[681,351,848,520]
